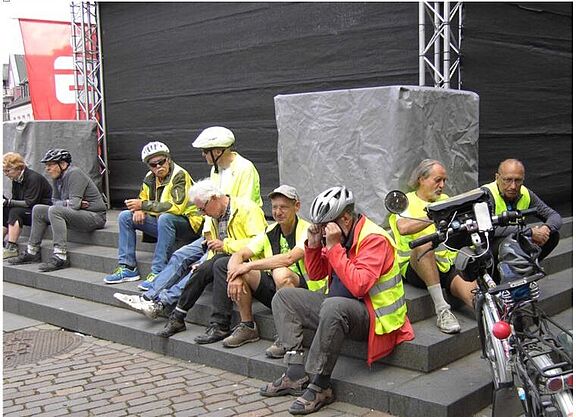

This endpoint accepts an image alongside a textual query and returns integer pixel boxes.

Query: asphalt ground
[3,312,397,417]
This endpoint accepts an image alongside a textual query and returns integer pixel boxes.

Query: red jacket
[305,215,414,365]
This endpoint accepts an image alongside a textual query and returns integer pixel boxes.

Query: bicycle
[385,188,573,417]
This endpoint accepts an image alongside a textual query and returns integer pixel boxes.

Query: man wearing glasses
[482,158,562,261]
[104,141,203,284]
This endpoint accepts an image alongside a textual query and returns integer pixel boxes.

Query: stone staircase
[3,211,573,417]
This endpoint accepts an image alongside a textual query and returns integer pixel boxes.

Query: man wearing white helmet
[192,126,262,206]
[104,141,203,284]
[261,186,414,415]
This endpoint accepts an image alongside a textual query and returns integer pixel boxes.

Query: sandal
[288,383,335,415]
[260,373,309,397]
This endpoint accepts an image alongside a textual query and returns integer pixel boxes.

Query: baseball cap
[268,185,299,201]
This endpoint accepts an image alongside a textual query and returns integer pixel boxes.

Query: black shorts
[3,206,32,228]
[403,263,459,296]
[252,271,308,308]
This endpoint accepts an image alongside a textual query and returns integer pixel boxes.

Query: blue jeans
[144,236,208,307]
[117,210,198,274]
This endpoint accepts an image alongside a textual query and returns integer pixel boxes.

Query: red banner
[19,19,76,120]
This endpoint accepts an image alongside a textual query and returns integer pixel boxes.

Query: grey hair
[189,178,225,202]
[407,159,445,190]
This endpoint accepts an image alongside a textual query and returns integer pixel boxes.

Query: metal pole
[419,2,426,86]
[70,2,80,120]
[80,2,90,119]
[443,1,450,88]
[434,2,441,86]
[96,2,111,207]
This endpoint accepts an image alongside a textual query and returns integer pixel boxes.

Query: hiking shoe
[222,322,260,348]
[437,308,461,334]
[265,337,287,359]
[38,256,70,272]
[156,317,186,338]
[194,325,230,345]
[104,266,140,284]
[8,251,41,265]
[288,383,335,415]
[260,373,309,397]
[113,293,163,319]
[137,272,157,291]
[3,247,18,259]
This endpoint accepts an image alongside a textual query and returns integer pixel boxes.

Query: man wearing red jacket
[260,186,414,415]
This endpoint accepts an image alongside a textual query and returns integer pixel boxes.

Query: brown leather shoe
[288,383,335,415]
[260,373,309,397]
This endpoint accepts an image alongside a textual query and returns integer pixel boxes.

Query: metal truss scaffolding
[70,1,110,205]
[419,1,463,89]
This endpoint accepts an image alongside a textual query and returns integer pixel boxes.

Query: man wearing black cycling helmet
[261,186,414,415]
[482,158,562,261]
[9,148,106,272]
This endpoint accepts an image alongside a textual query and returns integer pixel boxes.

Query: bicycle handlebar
[408,207,535,250]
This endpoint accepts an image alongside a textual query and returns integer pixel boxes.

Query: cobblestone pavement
[3,324,396,417]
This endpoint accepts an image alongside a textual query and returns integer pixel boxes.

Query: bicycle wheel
[530,351,573,417]
[481,297,513,389]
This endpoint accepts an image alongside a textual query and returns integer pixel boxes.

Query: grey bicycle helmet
[40,149,72,164]
[141,141,170,162]
[498,233,541,277]
[309,186,354,224]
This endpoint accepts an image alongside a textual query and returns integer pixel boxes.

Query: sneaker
[265,336,287,359]
[137,272,157,291]
[113,293,164,319]
[222,322,260,348]
[8,251,41,265]
[3,247,18,259]
[104,266,140,284]
[260,373,309,397]
[38,256,71,272]
[288,383,335,415]
[156,316,186,338]
[194,325,230,345]
[437,308,461,334]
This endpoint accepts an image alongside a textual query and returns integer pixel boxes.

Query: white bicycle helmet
[141,141,170,162]
[192,126,235,149]
[309,186,354,224]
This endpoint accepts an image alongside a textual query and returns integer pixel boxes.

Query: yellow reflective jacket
[389,191,456,276]
[483,181,530,214]
[206,197,268,259]
[139,161,203,233]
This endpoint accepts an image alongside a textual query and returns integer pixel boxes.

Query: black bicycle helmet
[40,148,72,164]
[309,186,354,224]
[497,233,542,277]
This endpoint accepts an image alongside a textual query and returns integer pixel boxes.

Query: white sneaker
[436,309,461,334]
[113,293,162,319]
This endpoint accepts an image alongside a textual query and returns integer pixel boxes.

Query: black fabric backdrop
[100,2,572,215]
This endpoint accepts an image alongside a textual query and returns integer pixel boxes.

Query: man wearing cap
[9,149,106,272]
[104,141,203,284]
[210,185,326,350]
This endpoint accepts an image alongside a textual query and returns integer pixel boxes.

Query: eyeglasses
[148,158,167,169]
[500,177,524,186]
[197,198,213,214]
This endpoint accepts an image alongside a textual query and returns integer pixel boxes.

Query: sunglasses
[148,158,167,168]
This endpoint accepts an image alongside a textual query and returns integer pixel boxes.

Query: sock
[285,364,306,381]
[120,264,136,271]
[173,307,187,321]
[242,321,255,329]
[54,252,67,261]
[427,283,451,314]
[27,244,39,255]
[312,374,331,389]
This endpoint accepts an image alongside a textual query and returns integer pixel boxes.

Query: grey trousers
[28,205,106,254]
[272,287,369,377]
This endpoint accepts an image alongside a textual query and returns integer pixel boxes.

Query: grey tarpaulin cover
[275,85,479,226]
[3,121,101,198]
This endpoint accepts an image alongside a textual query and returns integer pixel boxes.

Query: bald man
[482,159,562,261]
